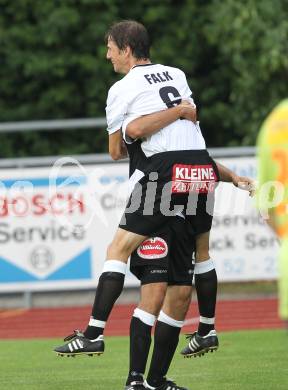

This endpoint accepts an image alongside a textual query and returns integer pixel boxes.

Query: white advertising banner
[0,156,279,292]
[210,157,279,282]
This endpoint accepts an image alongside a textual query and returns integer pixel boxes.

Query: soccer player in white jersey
[54,20,253,390]
[109,106,253,390]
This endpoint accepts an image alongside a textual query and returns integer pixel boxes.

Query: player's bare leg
[106,228,147,261]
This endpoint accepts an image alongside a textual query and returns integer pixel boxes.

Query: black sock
[126,316,152,385]
[195,268,217,336]
[83,271,125,340]
[146,321,181,388]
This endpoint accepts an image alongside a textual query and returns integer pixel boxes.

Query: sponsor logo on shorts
[137,237,168,259]
[150,269,167,274]
[172,164,217,194]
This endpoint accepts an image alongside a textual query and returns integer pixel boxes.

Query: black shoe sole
[55,351,104,357]
[183,346,218,358]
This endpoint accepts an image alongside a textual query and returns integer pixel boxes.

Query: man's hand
[178,100,197,123]
[231,175,256,197]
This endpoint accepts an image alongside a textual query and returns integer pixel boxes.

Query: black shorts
[130,216,195,286]
[120,149,219,236]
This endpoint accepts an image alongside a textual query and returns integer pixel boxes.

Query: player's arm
[216,161,255,197]
[106,84,129,160]
[109,130,128,161]
[125,100,197,139]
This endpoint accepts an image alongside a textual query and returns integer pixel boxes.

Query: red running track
[0,298,283,339]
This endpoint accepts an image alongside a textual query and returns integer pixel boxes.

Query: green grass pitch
[0,329,287,390]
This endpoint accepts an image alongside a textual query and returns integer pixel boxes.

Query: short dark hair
[105,20,150,60]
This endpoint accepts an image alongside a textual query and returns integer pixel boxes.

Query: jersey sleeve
[121,115,139,144]
[105,83,128,135]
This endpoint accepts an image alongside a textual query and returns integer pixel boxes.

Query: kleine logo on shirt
[172,164,217,194]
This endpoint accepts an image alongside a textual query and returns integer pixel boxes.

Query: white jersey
[106,63,206,157]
